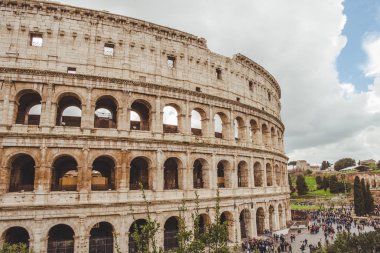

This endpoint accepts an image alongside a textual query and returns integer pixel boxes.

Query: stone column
[210,153,216,189]
[264,205,270,231]
[229,109,235,141]
[119,149,128,190]
[234,209,241,242]
[40,83,54,128]
[81,88,93,131]
[184,100,192,136]
[251,206,257,237]
[274,204,280,231]
[153,149,164,191]
[231,155,237,189]
[78,148,91,195]
[263,158,267,187]
[208,105,214,138]
[1,79,12,126]
[248,157,254,188]
[31,224,44,253]
[0,165,8,193]
[153,96,163,134]
[117,105,128,131]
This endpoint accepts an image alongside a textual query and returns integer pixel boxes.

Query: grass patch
[304,176,317,191]
[307,188,333,198]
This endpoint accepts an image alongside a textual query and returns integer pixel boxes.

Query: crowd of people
[240,205,380,253]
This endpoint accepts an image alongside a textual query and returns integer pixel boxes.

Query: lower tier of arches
[0,198,290,253]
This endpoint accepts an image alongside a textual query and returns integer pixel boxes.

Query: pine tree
[365,183,375,215]
[296,175,309,196]
[315,176,323,189]
[322,176,329,191]
[354,176,365,216]
[329,175,339,193]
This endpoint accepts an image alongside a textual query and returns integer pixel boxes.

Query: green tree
[334,158,356,171]
[0,243,30,253]
[315,176,323,189]
[364,182,375,215]
[377,160,380,169]
[329,175,339,193]
[288,174,295,193]
[296,175,309,196]
[320,161,331,170]
[322,176,329,191]
[354,176,365,216]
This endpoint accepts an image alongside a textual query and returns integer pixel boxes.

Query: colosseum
[0,0,289,252]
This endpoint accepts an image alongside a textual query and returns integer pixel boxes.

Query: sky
[57,0,380,165]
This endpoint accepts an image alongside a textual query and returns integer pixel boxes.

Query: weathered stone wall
[0,1,289,252]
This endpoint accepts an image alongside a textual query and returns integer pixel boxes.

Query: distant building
[295,160,311,171]
[359,159,376,166]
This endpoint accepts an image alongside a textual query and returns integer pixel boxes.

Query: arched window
[278,204,285,228]
[15,91,42,125]
[56,95,82,127]
[130,157,150,190]
[220,211,234,242]
[256,208,265,235]
[237,161,248,187]
[94,96,117,128]
[193,159,209,189]
[130,100,151,131]
[128,219,148,253]
[89,222,114,253]
[164,217,179,251]
[254,162,263,187]
[269,205,275,231]
[8,154,35,192]
[191,109,203,136]
[266,163,273,187]
[234,117,245,141]
[51,156,78,191]
[261,124,270,146]
[197,214,211,235]
[214,113,228,139]
[217,160,231,188]
[163,105,179,133]
[92,156,116,191]
[2,227,30,249]
[47,224,75,253]
[250,120,259,144]
[164,158,180,190]
[271,127,277,148]
[240,209,251,239]
[275,165,281,186]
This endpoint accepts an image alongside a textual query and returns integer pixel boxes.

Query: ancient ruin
[0,0,289,252]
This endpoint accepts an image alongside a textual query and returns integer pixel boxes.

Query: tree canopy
[334,158,356,171]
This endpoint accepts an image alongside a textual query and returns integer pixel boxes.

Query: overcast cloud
[58,0,380,165]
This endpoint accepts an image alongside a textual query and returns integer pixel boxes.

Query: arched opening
[271,127,277,148]
[8,154,35,192]
[197,214,211,235]
[164,217,179,251]
[15,91,42,125]
[275,165,281,186]
[269,205,275,231]
[193,159,209,189]
[261,124,270,146]
[47,224,74,253]
[56,95,82,127]
[249,119,259,144]
[2,227,30,248]
[128,219,148,253]
[277,130,282,150]
[92,156,116,191]
[220,211,234,242]
[254,162,263,187]
[237,161,248,187]
[234,117,245,141]
[240,209,251,239]
[130,157,150,190]
[163,105,179,133]
[191,109,203,136]
[130,100,151,131]
[164,158,180,190]
[217,160,231,188]
[89,222,114,253]
[214,113,228,139]
[278,204,284,228]
[94,96,117,128]
[266,163,273,187]
[51,156,78,191]
[256,208,265,235]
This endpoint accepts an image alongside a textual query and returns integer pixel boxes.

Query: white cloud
[57,0,380,165]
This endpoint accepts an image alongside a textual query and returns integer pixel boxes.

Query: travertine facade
[0,0,289,252]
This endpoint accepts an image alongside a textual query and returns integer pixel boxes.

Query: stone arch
[220,211,234,242]
[193,158,210,189]
[128,219,148,253]
[163,104,181,133]
[130,156,151,190]
[214,112,229,139]
[191,107,206,136]
[7,154,35,192]
[237,161,249,187]
[164,157,182,190]
[254,162,263,187]
[14,90,42,125]
[164,216,179,251]
[130,99,151,131]
[89,222,114,253]
[197,213,211,235]
[269,205,275,231]
[275,164,281,186]
[47,224,75,253]
[94,95,118,128]
[55,93,82,127]
[271,127,277,148]
[51,155,78,191]
[249,119,259,144]
[277,130,283,149]
[217,160,232,188]
[261,123,270,146]
[239,209,251,239]
[234,116,245,141]
[1,226,30,248]
[256,207,265,235]
[266,163,273,187]
[91,156,116,191]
